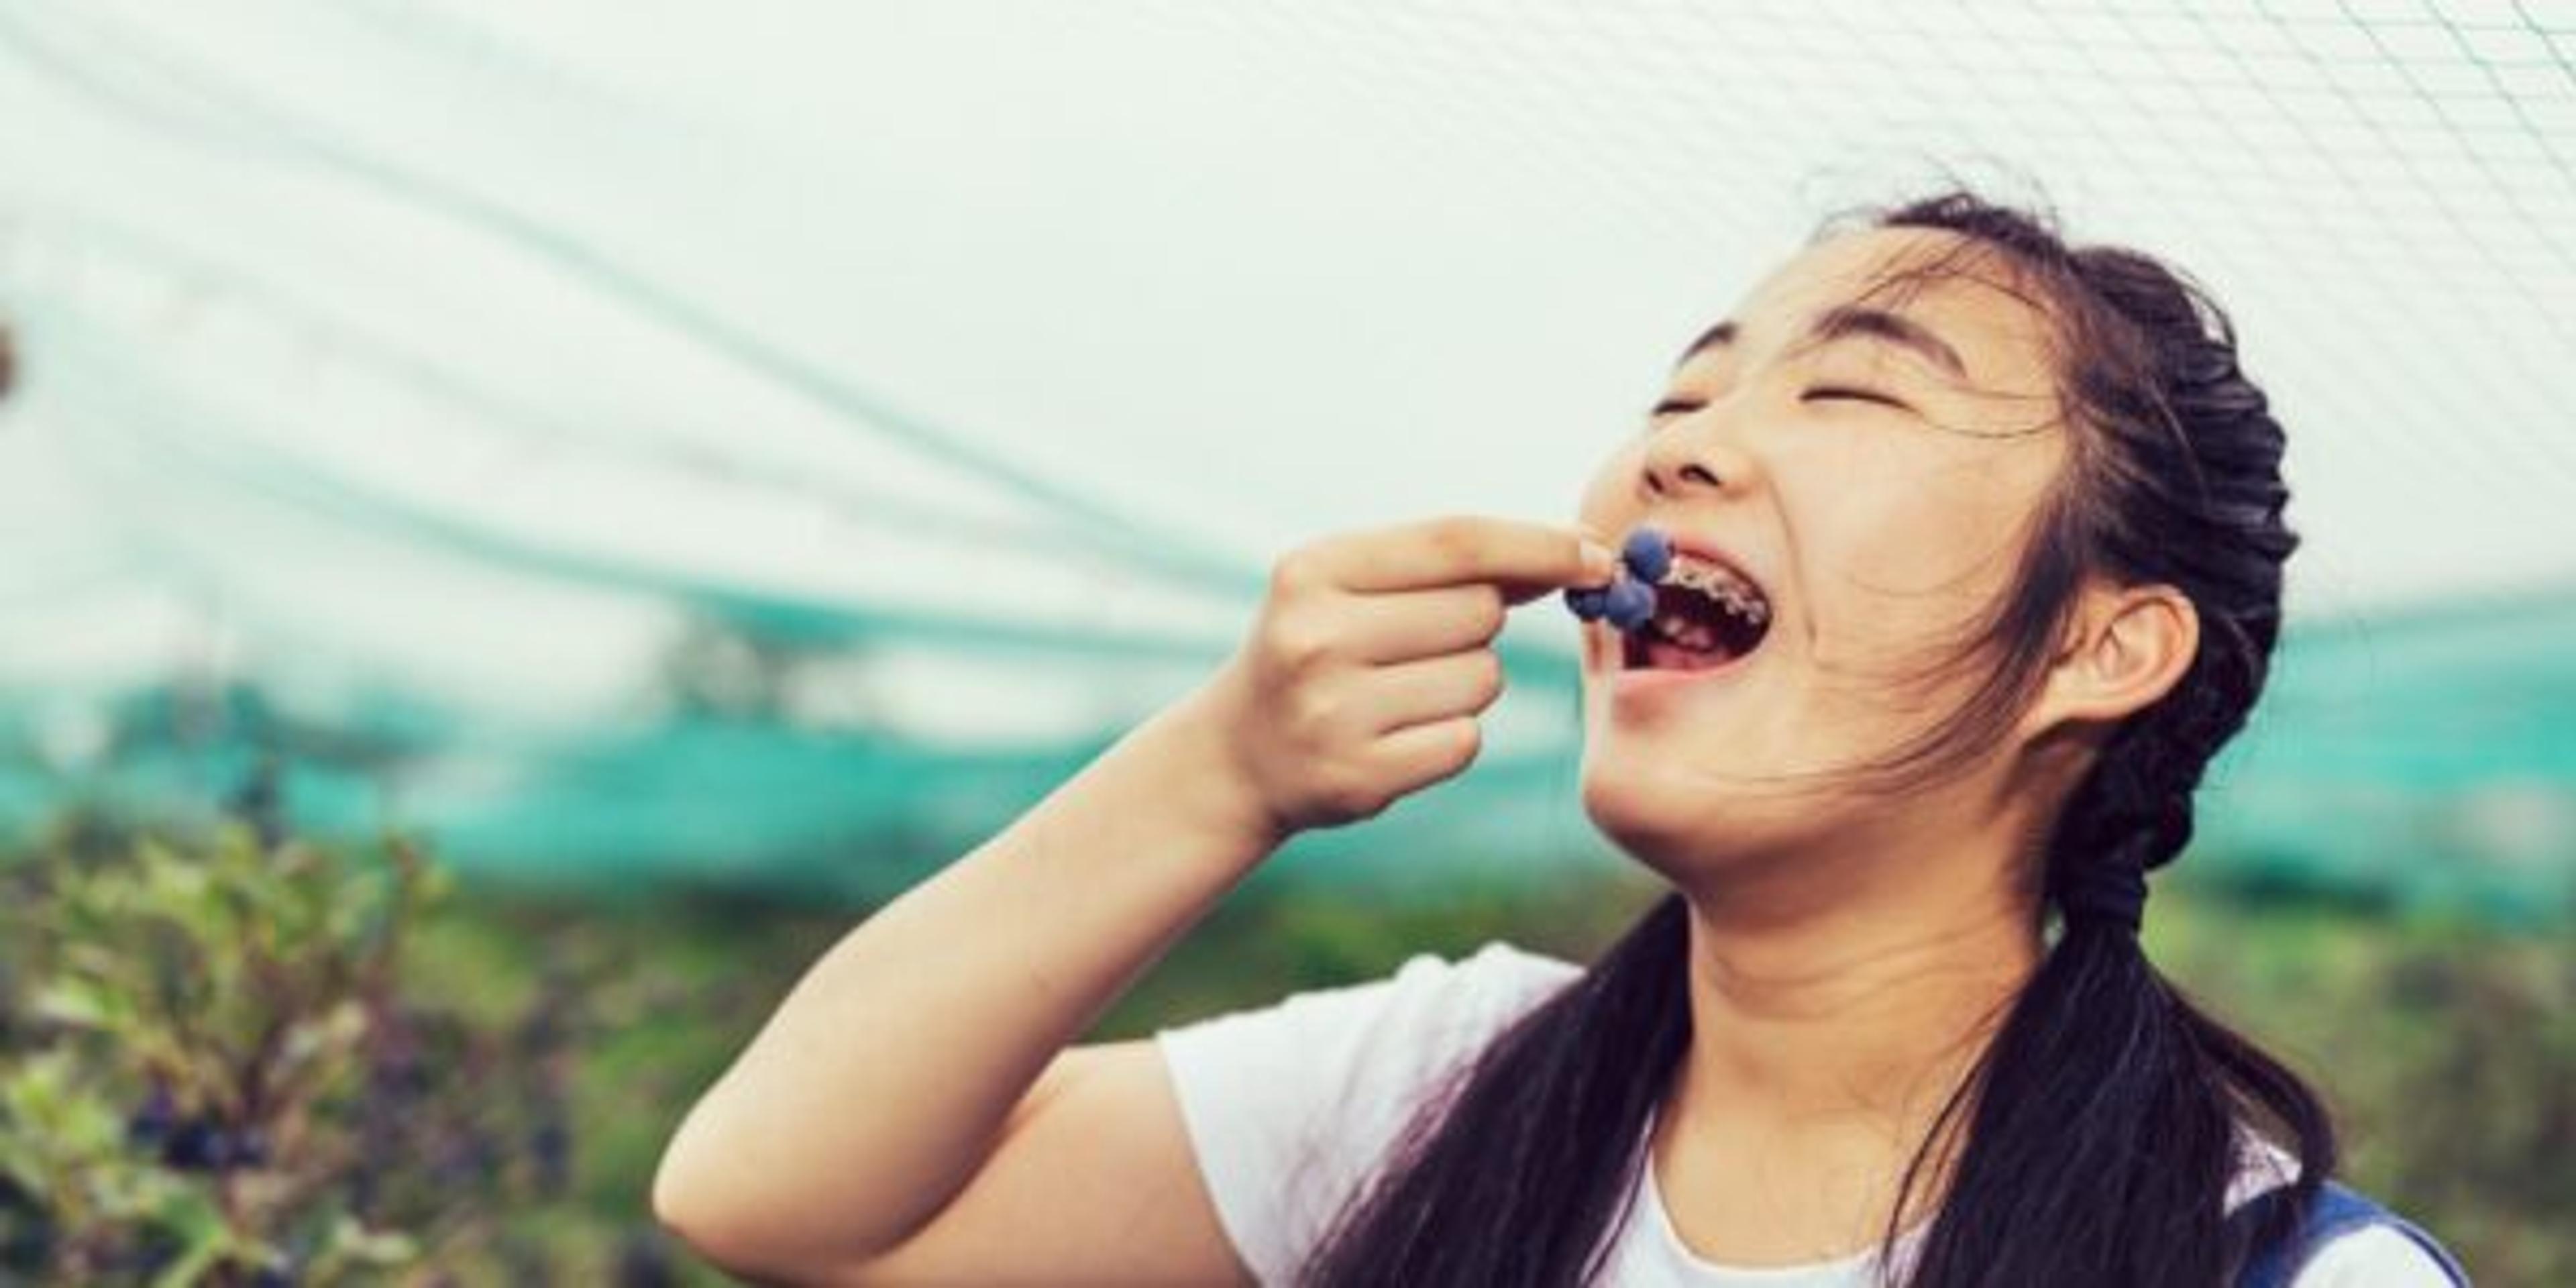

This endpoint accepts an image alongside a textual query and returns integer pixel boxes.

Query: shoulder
[1150,940,1584,1283]
[1371,937,1589,1034]
[2227,1137,2467,1287]
[1155,938,1581,1066]
[1154,937,1582,1119]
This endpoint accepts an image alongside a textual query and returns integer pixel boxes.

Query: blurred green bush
[1,818,2563,1284]
[0,816,707,1285]
[2148,882,2574,1285]
[0,819,433,1283]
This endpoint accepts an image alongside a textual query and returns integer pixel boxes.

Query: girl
[654,191,2468,1286]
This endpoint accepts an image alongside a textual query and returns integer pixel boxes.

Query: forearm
[650,687,1279,1270]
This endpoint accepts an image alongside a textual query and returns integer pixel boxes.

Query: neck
[1664,798,2045,1133]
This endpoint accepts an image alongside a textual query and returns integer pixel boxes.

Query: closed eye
[1803,385,1911,412]
[1649,388,1912,421]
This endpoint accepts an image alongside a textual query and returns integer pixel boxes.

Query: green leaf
[146,1185,241,1288]
[28,977,125,1029]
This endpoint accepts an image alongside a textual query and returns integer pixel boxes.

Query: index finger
[1324,515,1619,600]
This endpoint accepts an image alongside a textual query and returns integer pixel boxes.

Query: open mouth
[1619,555,1772,672]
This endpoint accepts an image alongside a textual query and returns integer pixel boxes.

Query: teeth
[1660,556,1771,626]
[1651,610,1717,651]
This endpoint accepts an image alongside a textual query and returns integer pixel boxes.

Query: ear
[2020,580,2200,741]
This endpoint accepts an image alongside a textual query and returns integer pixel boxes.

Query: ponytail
[1892,722,2334,1285]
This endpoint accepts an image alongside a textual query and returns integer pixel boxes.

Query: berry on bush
[125,1086,176,1150]
[162,1120,222,1171]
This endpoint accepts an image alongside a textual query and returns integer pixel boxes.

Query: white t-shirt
[1152,939,2457,1287]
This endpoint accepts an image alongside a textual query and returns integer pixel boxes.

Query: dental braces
[1564,527,1769,634]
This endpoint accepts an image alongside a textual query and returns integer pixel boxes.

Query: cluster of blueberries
[124,1087,300,1283]
[1564,527,1671,632]
[127,1085,270,1173]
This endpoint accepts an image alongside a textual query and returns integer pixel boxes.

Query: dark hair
[1293,189,2331,1287]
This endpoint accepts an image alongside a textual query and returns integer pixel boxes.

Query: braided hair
[1872,199,2330,1285]
[1295,189,2332,1287]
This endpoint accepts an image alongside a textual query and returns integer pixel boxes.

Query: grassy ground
[409,863,2566,1284]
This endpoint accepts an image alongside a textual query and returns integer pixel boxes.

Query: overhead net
[0,1,2567,916]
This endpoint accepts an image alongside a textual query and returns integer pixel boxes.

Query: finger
[1359,650,1508,734]
[1367,714,1483,794]
[1317,515,1619,597]
[1344,584,1509,663]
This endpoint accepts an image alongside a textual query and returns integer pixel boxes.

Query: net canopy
[1,1,2570,918]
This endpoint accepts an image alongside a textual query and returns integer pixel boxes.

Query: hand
[1188,515,1619,841]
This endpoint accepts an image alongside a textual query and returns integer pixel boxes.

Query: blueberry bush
[0,818,613,1285]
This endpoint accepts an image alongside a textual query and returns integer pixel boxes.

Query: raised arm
[649,517,1615,1283]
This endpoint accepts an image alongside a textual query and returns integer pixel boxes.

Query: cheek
[1805,457,2032,647]
[1574,442,1645,529]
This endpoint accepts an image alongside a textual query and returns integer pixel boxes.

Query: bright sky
[3,0,2572,739]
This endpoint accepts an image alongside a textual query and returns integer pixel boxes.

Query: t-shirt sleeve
[2287,1226,2464,1287]
[1151,939,1583,1286]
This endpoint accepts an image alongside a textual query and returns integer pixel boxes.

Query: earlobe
[2027,584,2200,737]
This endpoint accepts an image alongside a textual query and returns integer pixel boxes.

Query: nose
[1638,400,1762,500]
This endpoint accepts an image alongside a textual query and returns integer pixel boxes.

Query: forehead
[1697,227,2061,396]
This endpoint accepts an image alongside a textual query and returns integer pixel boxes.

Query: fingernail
[1580,541,1619,581]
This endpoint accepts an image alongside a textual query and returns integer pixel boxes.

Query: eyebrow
[1676,307,1968,380]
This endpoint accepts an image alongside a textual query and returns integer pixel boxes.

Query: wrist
[1139,678,1293,863]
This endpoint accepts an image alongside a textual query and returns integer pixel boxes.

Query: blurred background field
[4,812,2567,1283]
[5,1,2575,1283]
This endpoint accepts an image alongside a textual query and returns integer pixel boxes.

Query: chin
[1576,737,1815,881]
[1580,750,1724,878]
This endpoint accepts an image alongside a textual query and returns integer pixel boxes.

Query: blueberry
[1563,584,1609,621]
[533,1118,571,1196]
[1621,527,1672,584]
[162,1121,221,1171]
[127,1087,176,1150]
[1603,576,1656,631]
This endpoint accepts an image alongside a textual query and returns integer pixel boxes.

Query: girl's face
[1575,227,2073,870]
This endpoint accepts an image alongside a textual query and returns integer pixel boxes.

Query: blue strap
[2229,1180,2471,1287]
